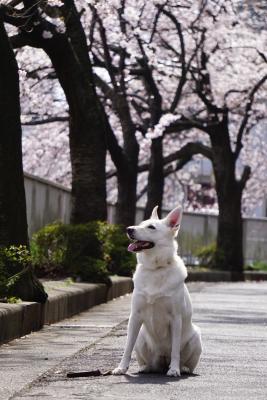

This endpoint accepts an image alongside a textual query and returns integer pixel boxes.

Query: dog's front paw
[112,366,128,375]
[167,367,181,377]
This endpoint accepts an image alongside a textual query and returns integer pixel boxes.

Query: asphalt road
[1,282,267,400]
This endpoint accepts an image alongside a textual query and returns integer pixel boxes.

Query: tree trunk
[63,0,107,223]
[9,3,108,224]
[0,19,47,302]
[46,39,107,223]
[216,187,243,280]
[102,88,139,227]
[144,137,164,219]
[104,114,138,227]
[116,157,138,227]
[0,19,28,247]
[210,123,244,280]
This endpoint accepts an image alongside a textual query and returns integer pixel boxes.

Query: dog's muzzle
[126,227,154,253]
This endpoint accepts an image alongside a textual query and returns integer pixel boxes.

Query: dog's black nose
[127,227,135,237]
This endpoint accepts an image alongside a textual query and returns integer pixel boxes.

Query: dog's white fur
[112,205,202,377]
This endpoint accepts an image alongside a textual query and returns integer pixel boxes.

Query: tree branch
[190,39,223,116]
[22,116,68,125]
[161,8,186,113]
[104,116,125,172]
[223,89,248,104]
[138,141,212,173]
[163,114,214,135]
[136,141,212,196]
[0,4,29,28]
[136,37,162,125]
[92,6,118,91]
[235,74,267,159]
[9,32,33,48]
[238,165,251,190]
[149,3,164,43]
[163,155,192,177]
[7,0,23,7]
[94,73,115,100]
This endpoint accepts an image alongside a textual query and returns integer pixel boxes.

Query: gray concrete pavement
[1,282,267,400]
[0,293,132,400]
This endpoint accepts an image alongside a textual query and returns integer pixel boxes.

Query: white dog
[112,205,202,377]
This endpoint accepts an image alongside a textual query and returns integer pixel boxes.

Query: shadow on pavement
[115,371,200,385]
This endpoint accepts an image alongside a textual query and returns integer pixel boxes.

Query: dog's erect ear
[165,206,182,230]
[150,205,159,220]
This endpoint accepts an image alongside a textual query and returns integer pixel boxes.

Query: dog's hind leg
[135,346,150,373]
[135,327,153,373]
[180,329,202,373]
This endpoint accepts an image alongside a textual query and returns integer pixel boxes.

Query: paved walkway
[1,282,267,400]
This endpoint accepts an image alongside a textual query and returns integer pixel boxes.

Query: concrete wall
[24,173,267,264]
[24,173,71,237]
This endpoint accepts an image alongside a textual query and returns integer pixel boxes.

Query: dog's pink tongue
[128,242,138,252]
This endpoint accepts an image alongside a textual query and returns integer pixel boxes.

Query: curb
[0,276,133,346]
[187,270,231,282]
[244,270,267,281]
[1,270,266,346]
[187,270,267,282]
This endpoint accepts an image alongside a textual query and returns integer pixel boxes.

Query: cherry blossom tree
[0,15,28,247]
[2,0,108,223]
[88,0,211,222]
[89,0,267,278]
[156,1,267,278]
[87,0,266,278]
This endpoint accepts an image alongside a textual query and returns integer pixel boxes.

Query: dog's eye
[147,225,156,230]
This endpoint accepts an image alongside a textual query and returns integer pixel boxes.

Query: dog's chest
[133,266,177,304]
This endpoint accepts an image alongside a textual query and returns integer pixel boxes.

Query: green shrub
[195,243,217,269]
[1,245,31,274]
[31,221,136,282]
[246,261,267,272]
[30,223,67,274]
[64,222,102,263]
[73,257,110,284]
[31,222,108,282]
[97,222,136,277]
